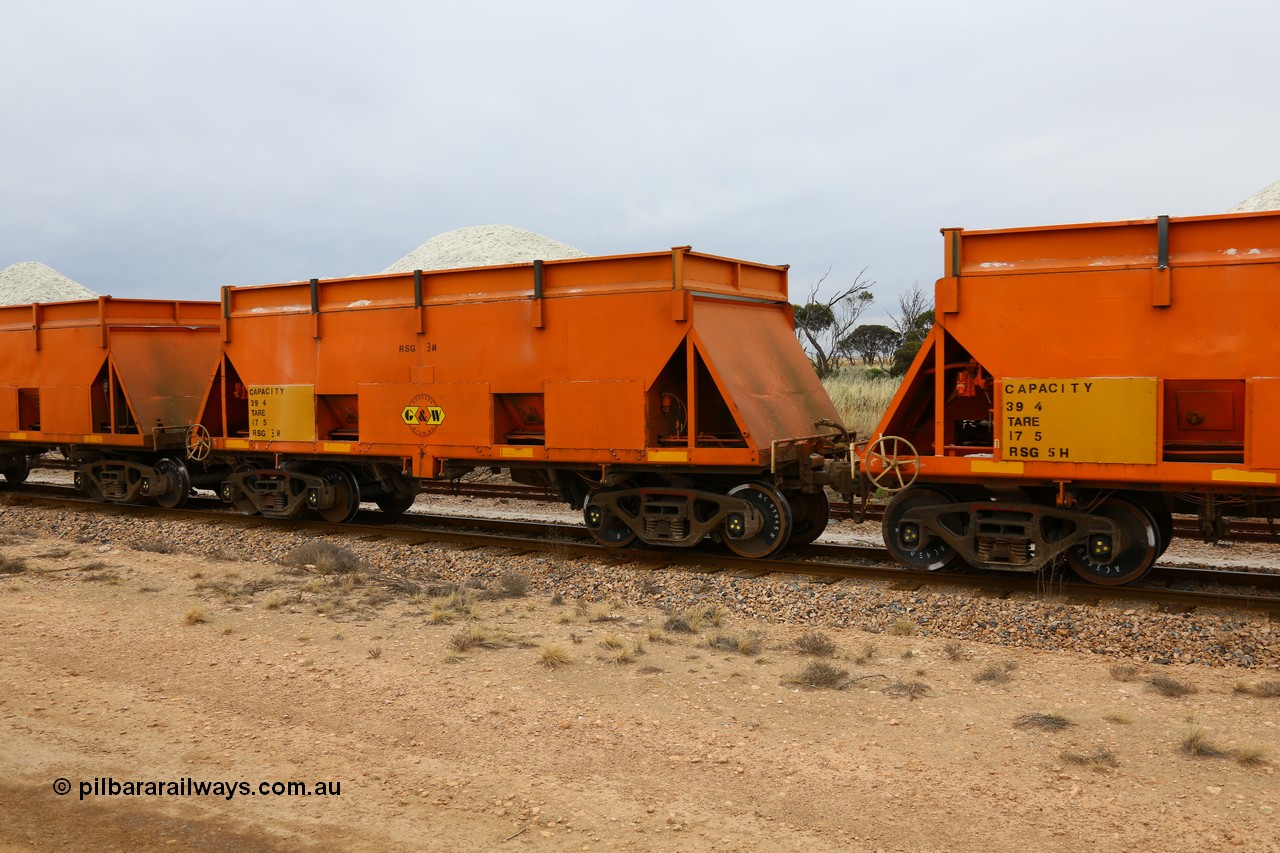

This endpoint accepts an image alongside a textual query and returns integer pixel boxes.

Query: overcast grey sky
[2,1,1277,322]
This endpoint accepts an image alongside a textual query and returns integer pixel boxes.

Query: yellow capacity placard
[999,378,1156,465]
[247,385,315,442]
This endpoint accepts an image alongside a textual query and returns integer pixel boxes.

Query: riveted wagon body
[195,248,854,554]
[0,297,222,504]
[863,210,1280,584]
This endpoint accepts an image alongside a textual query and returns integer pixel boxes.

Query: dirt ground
[1,531,1278,853]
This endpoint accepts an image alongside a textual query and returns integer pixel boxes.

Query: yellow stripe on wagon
[322,443,352,453]
[970,460,1024,474]
[498,447,534,459]
[1211,469,1277,484]
[646,450,689,463]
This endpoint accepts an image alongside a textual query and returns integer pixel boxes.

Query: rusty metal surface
[690,298,842,445]
[0,298,220,443]
[108,328,223,430]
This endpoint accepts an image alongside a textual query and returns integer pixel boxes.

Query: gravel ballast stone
[0,500,1274,671]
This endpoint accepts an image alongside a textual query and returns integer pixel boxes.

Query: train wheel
[786,490,830,547]
[1153,509,1174,558]
[1066,497,1158,586]
[584,495,638,548]
[152,457,190,509]
[2,455,30,484]
[882,487,960,571]
[723,482,792,559]
[318,466,361,524]
[375,492,416,517]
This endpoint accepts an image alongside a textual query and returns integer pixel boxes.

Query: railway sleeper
[897,501,1121,573]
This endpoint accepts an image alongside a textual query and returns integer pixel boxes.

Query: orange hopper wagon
[0,297,222,505]
[196,248,856,555]
[861,210,1280,585]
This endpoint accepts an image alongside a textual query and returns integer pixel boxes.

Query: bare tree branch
[793,268,876,378]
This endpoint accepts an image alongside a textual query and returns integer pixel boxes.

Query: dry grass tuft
[886,679,932,701]
[1148,675,1197,698]
[1061,747,1119,770]
[549,591,565,606]
[1015,712,1072,731]
[448,624,509,653]
[1255,680,1280,698]
[662,603,725,634]
[598,634,626,651]
[1232,745,1269,767]
[887,617,918,637]
[942,642,965,662]
[1234,679,1280,698]
[603,645,635,665]
[709,632,762,656]
[792,630,837,657]
[974,662,1016,685]
[786,661,849,689]
[133,538,177,554]
[428,589,478,624]
[0,554,30,574]
[497,571,530,598]
[1103,711,1134,725]
[284,541,363,575]
[597,634,640,664]
[853,642,877,664]
[539,644,571,669]
[377,572,421,597]
[1181,725,1225,758]
[1253,679,1280,698]
[367,646,382,659]
[822,371,902,439]
[1108,663,1141,682]
[586,606,623,623]
[184,607,209,624]
[428,605,457,624]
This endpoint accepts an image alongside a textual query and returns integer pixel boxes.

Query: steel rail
[29,460,1280,544]
[3,488,1277,615]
